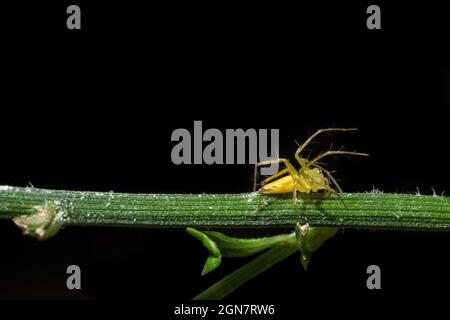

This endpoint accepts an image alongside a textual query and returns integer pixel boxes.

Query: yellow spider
[254,128,369,205]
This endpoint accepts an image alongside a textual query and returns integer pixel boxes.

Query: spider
[253,128,369,205]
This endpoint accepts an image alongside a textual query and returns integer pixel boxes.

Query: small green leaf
[193,234,299,300]
[187,228,293,275]
[204,231,292,257]
[202,255,222,276]
[186,227,222,275]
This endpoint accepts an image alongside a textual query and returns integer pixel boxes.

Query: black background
[1,0,449,317]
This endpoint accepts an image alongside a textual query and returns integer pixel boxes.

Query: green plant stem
[0,186,449,231]
[193,234,299,300]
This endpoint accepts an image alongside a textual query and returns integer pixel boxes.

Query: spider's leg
[312,164,343,193]
[254,158,299,191]
[258,168,289,189]
[293,174,299,207]
[311,164,348,208]
[253,159,299,215]
[294,128,359,167]
[307,150,369,167]
[302,169,338,194]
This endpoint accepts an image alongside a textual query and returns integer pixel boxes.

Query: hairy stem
[0,186,449,233]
